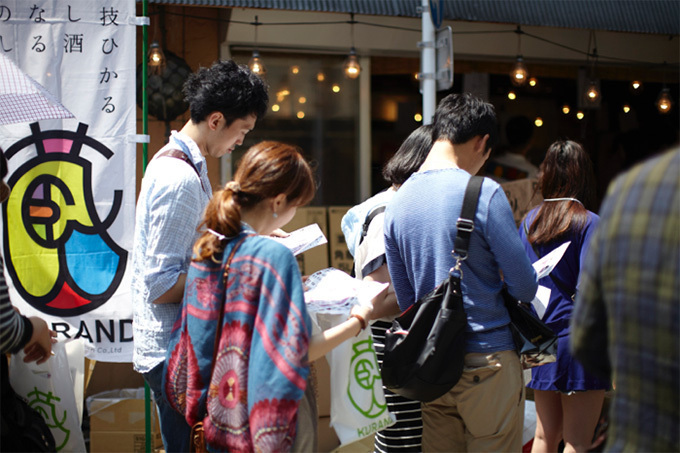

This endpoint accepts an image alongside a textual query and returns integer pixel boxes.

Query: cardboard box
[327,206,353,274]
[314,357,332,417]
[85,360,145,398]
[284,206,330,276]
[88,388,162,453]
[317,415,340,452]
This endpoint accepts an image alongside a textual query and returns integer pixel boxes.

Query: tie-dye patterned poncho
[163,227,311,452]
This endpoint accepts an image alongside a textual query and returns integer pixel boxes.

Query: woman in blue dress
[519,140,610,453]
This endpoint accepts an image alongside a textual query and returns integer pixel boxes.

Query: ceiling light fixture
[510,26,528,86]
[343,13,361,79]
[248,16,266,77]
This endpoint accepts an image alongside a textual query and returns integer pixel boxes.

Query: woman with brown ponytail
[162,141,374,452]
[519,140,610,453]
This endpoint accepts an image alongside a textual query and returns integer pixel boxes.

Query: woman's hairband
[225,181,240,192]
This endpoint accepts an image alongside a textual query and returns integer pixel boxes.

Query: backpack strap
[359,205,387,246]
[157,149,208,194]
[350,203,387,278]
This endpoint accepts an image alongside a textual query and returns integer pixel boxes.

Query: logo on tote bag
[348,338,387,418]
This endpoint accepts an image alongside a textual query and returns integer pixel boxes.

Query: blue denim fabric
[142,362,191,453]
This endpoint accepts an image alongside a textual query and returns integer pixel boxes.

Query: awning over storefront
[142,0,679,35]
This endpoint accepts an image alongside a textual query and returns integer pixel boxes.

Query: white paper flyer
[530,241,571,317]
[271,223,327,256]
[303,268,387,315]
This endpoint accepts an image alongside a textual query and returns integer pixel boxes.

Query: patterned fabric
[520,208,610,392]
[571,149,680,452]
[372,321,423,452]
[384,168,537,354]
[132,131,212,373]
[0,54,75,125]
[163,227,311,452]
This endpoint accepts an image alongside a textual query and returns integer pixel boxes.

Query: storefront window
[230,52,360,206]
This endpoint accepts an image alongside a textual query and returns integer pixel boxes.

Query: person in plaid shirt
[571,147,679,452]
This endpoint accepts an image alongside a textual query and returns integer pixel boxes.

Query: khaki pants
[292,369,318,452]
[422,350,525,452]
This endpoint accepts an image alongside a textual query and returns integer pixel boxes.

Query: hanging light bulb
[585,80,600,103]
[528,77,538,87]
[562,104,570,114]
[507,91,517,100]
[148,41,165,74]
[510,57,528,86]
[344,13,361,79]
[343,47,361,79]
[248,16,266,77]
[656,88,673,114]
[534,117,543,127]
[576,111,585,120]
[249,50,266,77]
[622,104,631,113]
[316,72,326,82]
[631,80,642,91]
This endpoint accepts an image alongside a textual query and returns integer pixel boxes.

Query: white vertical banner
[0,0,137,361]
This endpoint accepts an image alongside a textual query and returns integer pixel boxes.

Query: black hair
[506,115,534,148]
[528,140,596,245]
[382,124,433,186]
[183,59,269,125]
[431,93,498,151]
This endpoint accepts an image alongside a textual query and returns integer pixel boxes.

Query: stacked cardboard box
[327,206,353,274]
[88,388,162,453]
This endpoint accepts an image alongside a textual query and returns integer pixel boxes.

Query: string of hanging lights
[148,9,677,117]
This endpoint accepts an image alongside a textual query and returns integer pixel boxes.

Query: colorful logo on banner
[3,122,127,316]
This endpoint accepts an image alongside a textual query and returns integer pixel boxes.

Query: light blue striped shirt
[384,168,538,353]
[132,131,211,373]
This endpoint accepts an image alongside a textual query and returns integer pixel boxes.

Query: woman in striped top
[342,125,432,452]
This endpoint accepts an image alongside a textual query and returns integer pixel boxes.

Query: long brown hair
[193,141,315,261]
[527,140,595,245]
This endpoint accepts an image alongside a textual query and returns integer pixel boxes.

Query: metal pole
[359,55,371,201]
[141,2,152,451]
[142,0,149,173]
[421,0,436,125]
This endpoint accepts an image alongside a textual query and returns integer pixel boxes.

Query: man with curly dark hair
[131,59,268,452]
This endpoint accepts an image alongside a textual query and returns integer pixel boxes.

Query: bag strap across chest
[157,148,208,194]
[453,176,484,265]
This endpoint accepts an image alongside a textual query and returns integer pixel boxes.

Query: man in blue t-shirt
[384,93,537,452]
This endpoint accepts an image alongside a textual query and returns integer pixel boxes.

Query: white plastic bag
[318,313,396,446]
[10,341,87,452]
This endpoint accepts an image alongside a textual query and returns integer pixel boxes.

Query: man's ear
[476,134,490,155]
[207,112,224,131]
